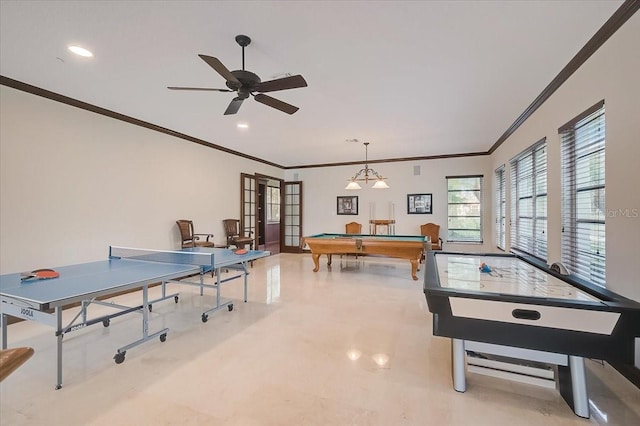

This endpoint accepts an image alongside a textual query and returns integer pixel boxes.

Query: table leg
[1,314,7,350]
[410,259,419,280]
[242,262,249,302]
[570,356,589,418]
[452,339,466,392]
[56,307,63,389]
[311,254,320,272]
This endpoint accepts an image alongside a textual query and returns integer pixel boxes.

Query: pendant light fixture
[345,142,389,190]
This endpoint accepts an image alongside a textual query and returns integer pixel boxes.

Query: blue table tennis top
[0,247,270,309]
[0,259,199,309]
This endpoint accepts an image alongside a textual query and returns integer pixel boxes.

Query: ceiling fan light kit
[168,35,307,115]
[345,142,389,190]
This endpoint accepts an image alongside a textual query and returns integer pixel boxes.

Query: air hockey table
[423,250,640,418]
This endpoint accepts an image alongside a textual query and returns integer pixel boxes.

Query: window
[494,165,506,250]
[266,185,280,223]
[559,101,605,286]
[447,175,483,243]
[510,139,547,260]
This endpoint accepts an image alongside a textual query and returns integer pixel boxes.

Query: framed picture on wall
[407,193,432,214]
[337,196,358,215]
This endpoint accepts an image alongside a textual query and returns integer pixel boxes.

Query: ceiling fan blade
[167,86,233,92]
[254,94,299,115]
[224,97,244,115]
[255,75,307,93]
[198,54,240,85]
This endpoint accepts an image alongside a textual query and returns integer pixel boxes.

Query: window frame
[266,185,281,223]
[509,138,548,261]
[494,165,506,250]
[559,101,606,287]
[446,175,483,243]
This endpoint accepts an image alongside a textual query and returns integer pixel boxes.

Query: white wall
[285,155,493,252]
[489,12,640,303]
[285,14,640,370]
[284,15,639,365]
[0,86,282,272]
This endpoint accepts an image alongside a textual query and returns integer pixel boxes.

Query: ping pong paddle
[233,249,248,255]
[20,268,59,281]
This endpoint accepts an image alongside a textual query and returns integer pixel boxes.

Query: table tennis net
[109,246,214,267]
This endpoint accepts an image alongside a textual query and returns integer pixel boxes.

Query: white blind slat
[510,140,547,259]
[560,106,606,287]
[494,165,506,249]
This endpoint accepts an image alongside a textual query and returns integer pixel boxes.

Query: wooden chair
[342,222,363,261]
[420,223,444,262]
[223,219,254,250]
[0,347,34,382]
[345,222,362,234]
[176,220,215,249]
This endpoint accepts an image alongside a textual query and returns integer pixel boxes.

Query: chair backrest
[176,220,196,248]
[223,219,240,238]
[223,219,242,247]
[420,223,442,249]
[345,222,362,234]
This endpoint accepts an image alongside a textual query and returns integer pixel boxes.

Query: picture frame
[407,193,432,214]
[337,196,358,215]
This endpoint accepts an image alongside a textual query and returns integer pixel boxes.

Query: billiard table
[302,233,427,280]
[423,250,640,418]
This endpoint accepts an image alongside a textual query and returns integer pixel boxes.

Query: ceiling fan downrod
[235,35,251,71]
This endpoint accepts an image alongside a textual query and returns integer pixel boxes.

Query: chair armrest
[0,347,34,382]
[194,233,214,242]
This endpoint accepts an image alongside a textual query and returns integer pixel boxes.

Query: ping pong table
[0,246,270,389]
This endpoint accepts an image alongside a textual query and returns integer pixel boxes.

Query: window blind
[510,139,547,260]
[560,103,605,286]
[494,165,506,250]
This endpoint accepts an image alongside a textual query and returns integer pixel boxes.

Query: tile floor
[1,253,638,425]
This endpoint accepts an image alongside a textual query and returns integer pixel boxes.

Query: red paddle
[234,249,248,255]
[20,268,60,281]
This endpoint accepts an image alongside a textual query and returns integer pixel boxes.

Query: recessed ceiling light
[237,123,249,129]
[68,45,94,58]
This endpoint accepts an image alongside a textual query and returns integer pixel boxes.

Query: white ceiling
[0,1,622,167]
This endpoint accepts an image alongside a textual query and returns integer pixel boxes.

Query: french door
[240,173,257,245]
[241,174,302,253]
[282,181,303,253]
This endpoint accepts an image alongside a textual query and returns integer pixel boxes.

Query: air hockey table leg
[452,338,466,392]
[570,356,589,418]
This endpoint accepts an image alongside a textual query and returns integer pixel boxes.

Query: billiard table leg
[410,259,419,280]
[311,254,321,272]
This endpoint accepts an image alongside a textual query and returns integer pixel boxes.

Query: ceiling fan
[168,35,307,115]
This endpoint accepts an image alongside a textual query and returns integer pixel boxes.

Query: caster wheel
[228,304,234,312]
[159,333,167,342]
[174,295,179,303]
[55,384,62,390]
[148,304,153,312]
[114,352,126,364]
[201,314,208,323]
[103,319,110,327]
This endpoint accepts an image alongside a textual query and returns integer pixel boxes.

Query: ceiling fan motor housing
[226,70,261,94]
